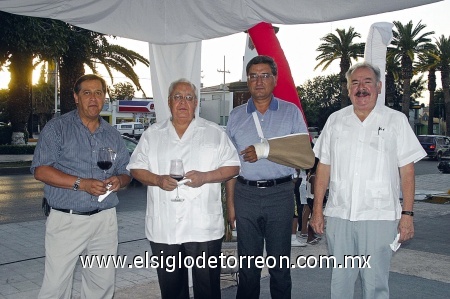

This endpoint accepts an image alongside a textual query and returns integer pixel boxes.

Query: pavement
[1,155,450,298]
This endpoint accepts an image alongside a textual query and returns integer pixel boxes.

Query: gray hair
[345,62,381,89]
[168,78,198,98]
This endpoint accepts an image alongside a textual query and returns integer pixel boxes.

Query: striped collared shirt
[31,110,130,212]
[226,96,308,180]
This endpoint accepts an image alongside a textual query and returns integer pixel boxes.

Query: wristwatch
[401,211,414,216]
[73,177,81,191]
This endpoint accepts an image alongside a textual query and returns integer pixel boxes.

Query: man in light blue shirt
[226,55,313,299]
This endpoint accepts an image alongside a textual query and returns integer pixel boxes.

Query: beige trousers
[38,208,118,299]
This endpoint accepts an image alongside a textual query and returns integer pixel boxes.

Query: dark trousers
[235,181,293,299]
[150,238,223,299]
[294,178,303,231]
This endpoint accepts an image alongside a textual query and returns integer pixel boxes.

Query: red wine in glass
[97,148,116,189]
[97,161,113,171]
[169,159,185,202]
[170,175,184,182]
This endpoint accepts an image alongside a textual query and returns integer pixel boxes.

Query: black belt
[237,175,292,188]
[51,207,103,216]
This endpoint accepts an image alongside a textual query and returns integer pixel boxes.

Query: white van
[114,122,145,138]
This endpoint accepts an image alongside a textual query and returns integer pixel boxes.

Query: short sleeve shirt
[127,117,240,244]
[30,110,131,211]
[226,97,308,180]
[313,105,426,221]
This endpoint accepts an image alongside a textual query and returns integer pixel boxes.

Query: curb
[0,167,31,176]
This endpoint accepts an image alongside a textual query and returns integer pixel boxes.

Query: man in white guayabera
[311,62,427,299]
[127,78,240,299]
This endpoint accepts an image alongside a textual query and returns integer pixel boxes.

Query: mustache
[355,90,370,97]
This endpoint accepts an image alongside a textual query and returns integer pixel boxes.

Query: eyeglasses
[170,94,195,102]
[247,73,274,82]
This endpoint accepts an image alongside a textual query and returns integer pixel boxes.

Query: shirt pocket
[369,130,394,153]
[365,180,392,210]
[329,180,349,211]
[198,142,217,170]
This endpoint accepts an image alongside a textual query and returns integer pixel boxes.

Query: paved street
[0,155,449,298]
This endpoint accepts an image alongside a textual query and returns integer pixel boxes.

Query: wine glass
[97,147,116,189]
[169,159,185,202]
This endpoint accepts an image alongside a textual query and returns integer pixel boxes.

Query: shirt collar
[347,104,382,123]
[74,110,105,133]
[246,96,279,113]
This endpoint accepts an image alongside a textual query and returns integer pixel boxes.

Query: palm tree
[0,12,150,143]
[416,45,439,134]
[0,12,64,143]
[390,20,434,119]
[434,35,450,136]
[385,48,402,109]
[315,27,365,108]
[58,25,150,114]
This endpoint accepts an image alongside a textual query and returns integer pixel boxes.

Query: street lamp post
[53,58,59,118]
[217,56,230,126]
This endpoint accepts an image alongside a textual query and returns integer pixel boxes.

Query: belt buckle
[256,180,267,188]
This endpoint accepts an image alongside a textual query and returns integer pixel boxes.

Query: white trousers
[326,217,398,299]
[38,208,118,299]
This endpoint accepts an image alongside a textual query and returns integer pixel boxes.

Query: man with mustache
[310,62,426,299]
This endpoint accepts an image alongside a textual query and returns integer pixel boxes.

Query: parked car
[114,122,145,139]
[121,135,138,155]
[308,127,320,139]
[418,135,450,161]
[308,127,320,144]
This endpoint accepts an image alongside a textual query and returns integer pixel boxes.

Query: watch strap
[401,211,414,216]
[73,177,81,191]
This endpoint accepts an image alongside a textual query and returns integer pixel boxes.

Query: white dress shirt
[313,105,426,221]
[127,117,240,244]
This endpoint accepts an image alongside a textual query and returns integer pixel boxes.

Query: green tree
[0,12,150,144]
[433,35,450,136]
[390,20,434,119]
[385,48,402,109]
[433,89,446,121]
[109,82,136,101]
[390,76,426,111]
[31,83,55,133]
[297,74,341,129]
[315,27,365,108]
[0,11,65,143]
[416,45,439,134]
[409,75,427,101]
[0,89,8,123]
[58,26,150,114]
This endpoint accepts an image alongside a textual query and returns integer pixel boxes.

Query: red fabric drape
[248,22,308,124]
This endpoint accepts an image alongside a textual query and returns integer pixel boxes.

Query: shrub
[0,126,12,145]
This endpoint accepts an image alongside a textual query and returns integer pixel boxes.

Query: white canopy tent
[0,0,441,120]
